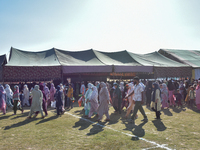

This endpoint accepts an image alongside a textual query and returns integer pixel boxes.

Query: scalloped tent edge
[2,47,193,82]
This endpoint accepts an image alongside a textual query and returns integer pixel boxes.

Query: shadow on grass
[131,122,147,137]
[146,107,154,112]
[0,114,10,120]
[131,136,140,141]
[11,112,29,120]
[36,115,59,125]
[86,122,106,136]
[107,112,121,125]
[73,118,92,130]
[152,119,167,131]
[4,117,39,130]
[122,120,147,137]
[172,107,186,113]
[73,109,84,116]
[192,108,200,113]
[161,108,173,116]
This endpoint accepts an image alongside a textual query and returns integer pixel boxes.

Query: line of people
[1,77,200,124]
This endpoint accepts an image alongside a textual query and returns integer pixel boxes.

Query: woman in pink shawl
[88,86,99,119]
[97,82,110,122]
[161,83,169,109]
[49,83,56,105]
[196,80,200,110]
[0,85,6,115]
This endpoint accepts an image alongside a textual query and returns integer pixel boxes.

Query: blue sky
[0,0,200,56]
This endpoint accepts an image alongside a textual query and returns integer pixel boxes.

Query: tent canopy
[0,54,7,81]
[0,54,7,66]
[3,47,192,81]
[4,47,61,81]
[128,51,189,67]
[159,49,200,68]
[7,47,60,66]
[7,47,189,68]
[55,49,105,66]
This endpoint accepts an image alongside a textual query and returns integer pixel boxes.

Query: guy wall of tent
[0,47,198,82]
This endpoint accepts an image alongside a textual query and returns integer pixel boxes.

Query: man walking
[126,76,148,124]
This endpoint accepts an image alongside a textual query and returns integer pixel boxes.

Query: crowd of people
[0,76,200,124]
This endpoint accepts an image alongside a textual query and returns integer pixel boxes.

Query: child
[174,89,182,107]
[189,86,195,109]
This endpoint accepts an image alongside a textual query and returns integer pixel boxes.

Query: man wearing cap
[126,76,148,124]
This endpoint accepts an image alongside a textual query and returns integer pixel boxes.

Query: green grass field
[0,102,200,150]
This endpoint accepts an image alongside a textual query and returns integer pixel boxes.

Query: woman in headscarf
[146,81,152,107]
[97,82,110,122]
[0,85,6,114]
[13,85,23,115]
[167,80,175,107]
[35,83,48,117]
[27,85,44,119]
[66,83,74,109]
[151,83,161,119]
[5,84,13,109]
[54,85,64,116]
[179,81,185,100]
[84,83,93,117]
[106,82,112,104]
[87,86,99,119]
[120,82,128,110]
[43,83,50,107]
[119,82,125,96]
[40,84,48,116]
[196,80,200,110]
[23,84,30,107]
[112,83,122,114]
[50,83,56,105]
[125,83,138,118]
[185,82,191,105]
[161,83,169,109]
[95,81,100,90]
[121,84,129,109]
[59,83,65,111]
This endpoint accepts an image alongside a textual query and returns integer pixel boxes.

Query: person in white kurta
[27,85,44,118]
[23,85,30,106]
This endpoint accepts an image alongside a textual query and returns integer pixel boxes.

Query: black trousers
[57,106,63,115]
[152,103,160,119]
[131,101,147,120]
